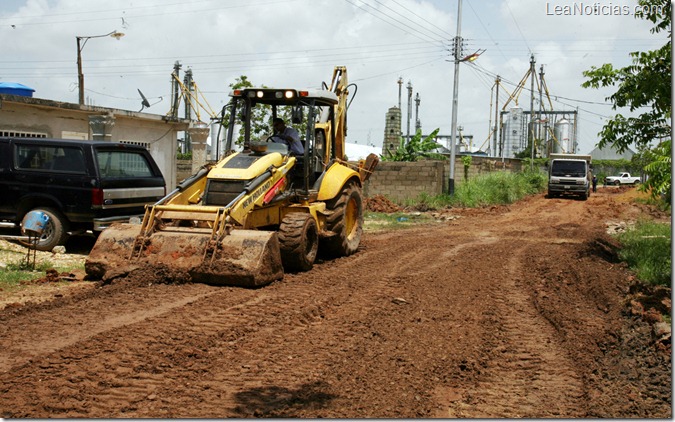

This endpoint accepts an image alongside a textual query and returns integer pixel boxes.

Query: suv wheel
[21,207,69,251]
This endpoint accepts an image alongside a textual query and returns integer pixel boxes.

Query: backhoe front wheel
[322,183,363,257]
[279,212,319,272]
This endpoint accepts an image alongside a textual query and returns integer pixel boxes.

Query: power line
[0,40,441,64]
[343,0,445,44]
[4,46,445,71]
[389,0,455,38]
[504,0,532,54]
[467,62,615,108]
[351,57,446,82]
[3,47,446,72]
[3,50,448,78]
[1,0,301,26]
[371,0,452,41]
[465,1,510,64]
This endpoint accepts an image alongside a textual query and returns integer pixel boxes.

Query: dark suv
[0,137,166,250]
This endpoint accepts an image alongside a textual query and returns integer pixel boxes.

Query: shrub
[616,220,671,286]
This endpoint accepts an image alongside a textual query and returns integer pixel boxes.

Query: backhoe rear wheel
[321,182,363,257]
[279,212,319,272]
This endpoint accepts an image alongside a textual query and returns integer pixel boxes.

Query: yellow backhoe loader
[85,66,378,287]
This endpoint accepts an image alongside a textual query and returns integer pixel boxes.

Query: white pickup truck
[605,172,641,185]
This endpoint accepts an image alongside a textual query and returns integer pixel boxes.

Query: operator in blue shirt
[271,117,304,156]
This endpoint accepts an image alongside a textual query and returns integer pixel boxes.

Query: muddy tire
[20,207,69,251]
[321,183,363,257]
[278,212,319,272]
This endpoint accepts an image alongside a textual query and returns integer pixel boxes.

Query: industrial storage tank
[553,118,573,153]
[502,107,524,158]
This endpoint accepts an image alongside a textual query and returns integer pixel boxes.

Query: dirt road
[0,188,671,418]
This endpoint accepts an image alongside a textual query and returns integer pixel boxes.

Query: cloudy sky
[0,0,666,155]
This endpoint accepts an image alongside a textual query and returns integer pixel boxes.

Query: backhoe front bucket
[85,223,284,287]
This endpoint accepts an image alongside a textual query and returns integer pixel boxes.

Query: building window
[0,130,47,138]
[120,140,150,150]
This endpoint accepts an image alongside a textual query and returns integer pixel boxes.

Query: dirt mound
[365,195,401,213]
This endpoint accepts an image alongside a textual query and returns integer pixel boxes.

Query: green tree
[382,128,444,161]
[220,76,301,148]
[220,76,268,147]
[582,0,671,200]
[641,140,672,202]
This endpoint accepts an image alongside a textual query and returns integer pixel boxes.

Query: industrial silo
[553,118,572,153]
[502,107,525,158]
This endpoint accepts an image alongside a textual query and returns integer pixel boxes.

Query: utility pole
[184,68,194,152]
[406,80,413,143]
[529,54,536,170]
[574,106,579,153]
[415,93,421,133]
[397,77,403,111]
[169,61,181,120]
[75,30,124,105]
[538,64,545,156]
[449,0,463,195]
[493,75,500,157]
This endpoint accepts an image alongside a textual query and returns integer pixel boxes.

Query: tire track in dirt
[0,239,416,417]
[0,189,669,418]
[0,224,501,418]
[443,241,585,418]
[435,197,589,418]
[0,283,219,373]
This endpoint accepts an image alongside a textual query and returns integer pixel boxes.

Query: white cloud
[0,0,666,155]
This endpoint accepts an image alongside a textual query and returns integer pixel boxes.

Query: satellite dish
[137,88,151,112]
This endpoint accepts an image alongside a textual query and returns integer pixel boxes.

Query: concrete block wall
[176,160,193,184]
[363,160,445,203]
[366,156,523,204]
[177,156,524,204]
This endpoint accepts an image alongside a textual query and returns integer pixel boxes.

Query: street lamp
[76,30,125,105]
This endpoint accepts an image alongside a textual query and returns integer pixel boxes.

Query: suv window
[15,144,86,173]
[96,150,154,178]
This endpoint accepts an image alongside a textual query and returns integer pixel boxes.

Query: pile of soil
[365,194,402,213]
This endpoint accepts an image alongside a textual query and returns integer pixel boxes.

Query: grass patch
[615,220,672,286]
[400,169,548,210]
[451,169,547,207]
[402,192,454,210]
[364,211,433,231]
[0,262,52,292]
[633,194,672,214]
[0,248,78,292]
[0,260,56,292]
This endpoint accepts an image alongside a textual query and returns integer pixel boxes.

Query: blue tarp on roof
[0,82,35,97]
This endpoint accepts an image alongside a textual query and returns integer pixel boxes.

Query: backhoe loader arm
[329,66,348,161]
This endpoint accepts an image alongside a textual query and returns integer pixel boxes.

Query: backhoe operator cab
[224,86,342,194]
